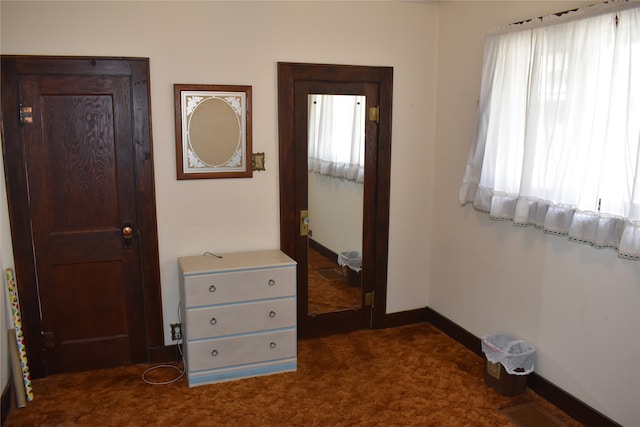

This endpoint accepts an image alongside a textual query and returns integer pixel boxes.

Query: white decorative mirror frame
[174,84,252,179]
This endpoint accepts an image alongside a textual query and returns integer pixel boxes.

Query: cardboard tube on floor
[9,329,27,408]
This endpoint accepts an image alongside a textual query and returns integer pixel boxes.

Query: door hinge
[19,105,33,125]
[41,331,55,348]
[365,291,375,306]
[368,106,379,123]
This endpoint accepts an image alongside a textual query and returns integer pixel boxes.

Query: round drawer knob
[268,279,275,286]
[269,310,276,318]
[211,349,219,357]
[210,317,217,325]
[209,284,216,292]
[270,342,277,349]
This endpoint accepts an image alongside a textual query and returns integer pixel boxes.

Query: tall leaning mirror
[306,94,365,315]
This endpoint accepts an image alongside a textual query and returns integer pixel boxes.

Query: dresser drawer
[185,298,296,340]
[183,266,295,307]
[187,329,296,372]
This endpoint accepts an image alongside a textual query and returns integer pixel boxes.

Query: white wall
[433,2,640,426]
[0,130,13,406]
[0,0,437,396]
[0,0,15,394]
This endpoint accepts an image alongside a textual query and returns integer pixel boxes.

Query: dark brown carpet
[4,324,582,426]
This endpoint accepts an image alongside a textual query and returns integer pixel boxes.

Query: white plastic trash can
[481,334,535,396]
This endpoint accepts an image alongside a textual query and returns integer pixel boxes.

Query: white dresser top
[179,249,296,275]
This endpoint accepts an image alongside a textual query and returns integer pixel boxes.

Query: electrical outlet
[170,323,182,341]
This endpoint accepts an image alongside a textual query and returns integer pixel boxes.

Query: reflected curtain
[308,94,365,183]
[459,2,640,259]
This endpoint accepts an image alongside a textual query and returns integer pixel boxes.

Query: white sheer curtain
[460,1,640,259]
[308,94,365,183]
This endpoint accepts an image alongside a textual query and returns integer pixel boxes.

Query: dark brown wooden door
[1,56,163,377]
[278,63,393,339]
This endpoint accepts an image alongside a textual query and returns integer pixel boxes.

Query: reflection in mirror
[306,94,365,315]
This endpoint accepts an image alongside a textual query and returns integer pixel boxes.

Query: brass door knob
[122,226,133,239]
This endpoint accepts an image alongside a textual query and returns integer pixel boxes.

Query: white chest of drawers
[178,250,297,387]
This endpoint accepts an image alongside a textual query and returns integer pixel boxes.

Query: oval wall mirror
[174,84,252,179]
[189,97,241,167]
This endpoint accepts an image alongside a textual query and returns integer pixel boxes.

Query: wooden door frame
[277,62,393,338]
[0,55,163,378]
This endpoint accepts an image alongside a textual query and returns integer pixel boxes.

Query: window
[308,94,366,183]
[460,2,640,259]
